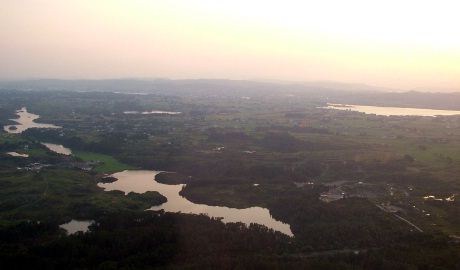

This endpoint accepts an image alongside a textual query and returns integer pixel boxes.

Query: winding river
[98,170,293,236]
[4,107,292,236]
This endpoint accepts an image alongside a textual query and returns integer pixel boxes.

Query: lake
[59,219,94,235]
[98,170,293,236]
[323,103,460,117]
[42,143,72,155]
[3,107,61,133]
[124,110,181,115]
[6,152,29,158]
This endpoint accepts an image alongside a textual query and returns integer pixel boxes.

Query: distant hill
[0,78,387,95]
[1,78,460,110]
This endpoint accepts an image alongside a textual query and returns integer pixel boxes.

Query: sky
[1,0,459,91]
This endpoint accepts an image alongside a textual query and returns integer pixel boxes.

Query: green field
[73,151,135,173]
[1,89,460,269]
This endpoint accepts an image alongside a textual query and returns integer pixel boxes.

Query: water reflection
[123,110,181,115]
[323,103,460,117]
[3,107,61,133]
[6,152,29,157]
[99,170,293,236]
[42,143,72,155]
[59,219,93,235]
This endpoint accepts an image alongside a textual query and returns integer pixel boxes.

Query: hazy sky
[1,0,459,90]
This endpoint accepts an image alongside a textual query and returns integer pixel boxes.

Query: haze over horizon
[1,0,459,91]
